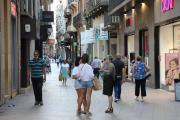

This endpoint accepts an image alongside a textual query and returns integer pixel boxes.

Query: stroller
[46,64,51,73]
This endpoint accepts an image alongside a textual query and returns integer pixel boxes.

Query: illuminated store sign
[126,17,132,27]
[161,0,174,12]
[11,2,16,16]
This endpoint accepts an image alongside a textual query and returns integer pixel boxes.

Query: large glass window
[174,25,180,52]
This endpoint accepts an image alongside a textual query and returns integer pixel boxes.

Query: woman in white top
[60,59,69,85]
[77,54,94,116]
[72,57,86,114]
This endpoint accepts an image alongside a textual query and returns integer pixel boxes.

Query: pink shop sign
[162,0,174,12]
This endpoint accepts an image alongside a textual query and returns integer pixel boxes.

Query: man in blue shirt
[27,50,46,106]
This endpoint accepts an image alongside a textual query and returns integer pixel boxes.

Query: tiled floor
[0,61,180,120]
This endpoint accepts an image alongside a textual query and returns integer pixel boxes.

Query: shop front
[155,0,180,91]
[124,10,135,78]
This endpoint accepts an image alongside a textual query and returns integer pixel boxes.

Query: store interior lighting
[141,0,144,4]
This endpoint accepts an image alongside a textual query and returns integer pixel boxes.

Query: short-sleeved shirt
[72,66,78,76]
[28,58,45,79]
[92,59,101,68]
[61,63,69,68]
[134,62,146,80]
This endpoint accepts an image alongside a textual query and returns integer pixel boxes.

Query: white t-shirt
[56,59,59,62]
[61,63,69,68]
[72,66,78,76]
[78,63,94,81]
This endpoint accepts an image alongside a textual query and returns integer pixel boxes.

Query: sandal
[105,107,113,113]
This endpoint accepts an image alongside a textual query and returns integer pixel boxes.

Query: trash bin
[174,79,180,101]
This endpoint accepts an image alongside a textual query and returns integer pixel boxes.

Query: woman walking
[72,57,86,114]
[131,56,151,101]
[60,60,69,85]
[77,54,94,116]
[99,55,115,113]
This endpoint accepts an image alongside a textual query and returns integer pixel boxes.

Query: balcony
[85,0,109,18]
[73,13,85,28]
[102,12,119,31]
[20,0,33,18]
[64,7,71,18]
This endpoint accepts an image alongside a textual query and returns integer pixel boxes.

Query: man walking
[112,53,124,102]
[68,57,72,76]
[92,57,101,79]
[27,50,46,106]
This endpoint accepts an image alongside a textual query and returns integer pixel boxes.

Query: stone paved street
[0,61,180,120]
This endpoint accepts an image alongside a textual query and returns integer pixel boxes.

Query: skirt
[61,67,69,78]
[103,76,114,96]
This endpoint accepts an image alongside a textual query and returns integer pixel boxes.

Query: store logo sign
[11,2,16,16]
[126,17,132,27]
[161,0,174,12]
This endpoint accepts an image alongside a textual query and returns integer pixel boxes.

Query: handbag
[92,76,102,90]
[59,75,62,81]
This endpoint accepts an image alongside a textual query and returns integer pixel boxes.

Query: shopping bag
[59,75,62,81]
[92,76,102,90]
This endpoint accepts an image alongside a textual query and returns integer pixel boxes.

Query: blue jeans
[114,79,122,99]
[31,78,43,102]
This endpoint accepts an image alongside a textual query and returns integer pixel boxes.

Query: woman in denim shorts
[72,57,86,114]
[77,54,94,117]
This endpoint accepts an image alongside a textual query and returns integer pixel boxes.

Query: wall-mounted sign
[100,23,108,40]
[126,17,132,27]
[11,2,16,16]
[42,11,54,22]
[47,39,55,44]
[90,28,95,42]
[161,0,174,12]
[73,42,78,46]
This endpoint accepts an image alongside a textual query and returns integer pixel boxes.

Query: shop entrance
[111,44,117,60]
[139,29,149,65]
[11,17,18,93]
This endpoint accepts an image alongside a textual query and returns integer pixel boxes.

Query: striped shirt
[28,58,45,78]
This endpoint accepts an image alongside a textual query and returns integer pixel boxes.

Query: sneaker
[141,99,145,102]
[134,97,139,101]
[65,83,66,85]
[39,101,43,106]
[86,112,92,116]
[62,82,64,85]
[117,98,122,101]
[34,101,39,105]
[114,98,118,102]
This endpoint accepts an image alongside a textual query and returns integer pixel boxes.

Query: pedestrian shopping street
[0,61,180,120]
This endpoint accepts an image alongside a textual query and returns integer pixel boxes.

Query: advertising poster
[81,32,85,44]
[90,28,95,42]
[94,26,101,41]
[165,53,179,86]
[100,23,108,40]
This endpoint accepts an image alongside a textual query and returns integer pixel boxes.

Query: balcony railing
[86,0,109,14]
[68,0,77,5]
[104,12,112,26]
[104,12,119,26]
[73,13,81,25]
[109,0,124,12]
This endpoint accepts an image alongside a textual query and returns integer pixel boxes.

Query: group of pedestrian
[27,50,151,116]
[72,53,151,116]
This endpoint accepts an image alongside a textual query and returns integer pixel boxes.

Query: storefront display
[165,53,179,86]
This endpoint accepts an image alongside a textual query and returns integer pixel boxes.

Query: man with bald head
[112,53,125,102]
